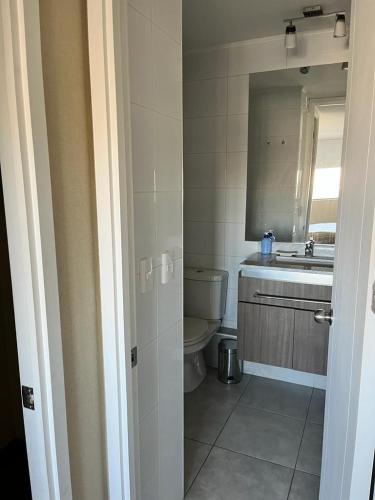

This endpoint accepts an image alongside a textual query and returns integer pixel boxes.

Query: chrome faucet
[305,237,315,257]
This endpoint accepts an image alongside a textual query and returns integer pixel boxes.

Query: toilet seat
[184,317,210,346]
[184,317,220,352]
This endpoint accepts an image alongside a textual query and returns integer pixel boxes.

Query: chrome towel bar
[253,291,331,305]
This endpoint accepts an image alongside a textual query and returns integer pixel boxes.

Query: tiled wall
[127,0,183,498]
[183,32,349,329]
[183,67,251,329]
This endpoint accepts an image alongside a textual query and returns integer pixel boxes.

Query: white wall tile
[183,78,227,118]
[157,259,183,335]
[224,222,258,257]
[227,152,247,188]
[286,30,349,69]
[131,104,155,192]
[184,188,226,222]
[227,114,248,152]
[129,0,151,18]
[136,274,157,349]
[184,221,225,255]
[184,253,225,270]
[152,25,182,119]
[128,6,153,107]
[184,116,226,153]
[156,191,183,260]
[227,37,287,76]
[223,287,238,326]
[152,0,182,42]
[228,75,249,115]
[154,114,182,191]
[158,321,183,500]
[184,153,226,188]
[138,339,158,420]
[133,193,157,267]
[225,189,246,223]
[183,47,228,82]
[224,255,243,290]
[139,408,159,500]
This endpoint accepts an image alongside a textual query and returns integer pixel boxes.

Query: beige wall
[39,1,106,499]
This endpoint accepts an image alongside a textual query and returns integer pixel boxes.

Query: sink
[275,255,334,267]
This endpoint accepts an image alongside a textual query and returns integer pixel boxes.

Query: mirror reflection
[245,63,347,244]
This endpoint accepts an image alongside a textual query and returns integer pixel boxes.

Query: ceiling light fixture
[285,22,297,49]
[284,5,347,49]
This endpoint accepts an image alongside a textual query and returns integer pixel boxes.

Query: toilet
[184,267,228,393]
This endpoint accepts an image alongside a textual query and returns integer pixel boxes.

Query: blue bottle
[261,231,275,255]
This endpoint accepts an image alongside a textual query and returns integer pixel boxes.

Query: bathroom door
[319,0,375,497]
[0,1,72,498]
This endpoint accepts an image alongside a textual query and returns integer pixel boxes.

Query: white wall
[127,0,183,498]
[183,30,349,329]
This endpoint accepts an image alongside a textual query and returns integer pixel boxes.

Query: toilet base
[184,350,207,393]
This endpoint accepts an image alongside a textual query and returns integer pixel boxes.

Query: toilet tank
[184,268,228,320]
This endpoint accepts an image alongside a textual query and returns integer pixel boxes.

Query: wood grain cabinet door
[293,309,329,375]
[258,304,294,368]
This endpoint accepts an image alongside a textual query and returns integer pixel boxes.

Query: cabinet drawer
[238,276,332,311]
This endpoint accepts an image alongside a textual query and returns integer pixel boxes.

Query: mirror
[245,63,347,244]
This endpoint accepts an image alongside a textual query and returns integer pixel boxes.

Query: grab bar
[253,291,331,305]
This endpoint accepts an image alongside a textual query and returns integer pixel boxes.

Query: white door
[320,0,375,498]
[0,2,71,499]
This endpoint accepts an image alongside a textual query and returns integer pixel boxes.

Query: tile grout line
[286,388,315,499]
[184,374,252,497]
[211,374,253,448]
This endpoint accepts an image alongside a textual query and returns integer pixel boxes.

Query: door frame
[0,1,72,499]
[87,0,375,499]
[87,0,139,498]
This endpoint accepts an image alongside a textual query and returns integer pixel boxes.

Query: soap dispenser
[261,230,275,255]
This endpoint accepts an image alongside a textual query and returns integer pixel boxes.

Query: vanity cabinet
[238,276,331,375]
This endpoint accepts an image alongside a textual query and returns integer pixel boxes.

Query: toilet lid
[184,317,209,345]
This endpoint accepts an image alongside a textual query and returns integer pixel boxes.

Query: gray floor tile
[184,439,211,494]
[296,422,323,476]
[240,376,312,420]
[307,389,325,425]
[216,405,305,468]
[184,369,250,424]
[288,471,320,500]
[184,411,224,445]
[185,446,293,500]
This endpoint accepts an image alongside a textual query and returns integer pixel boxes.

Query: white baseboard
[243,361,327,390]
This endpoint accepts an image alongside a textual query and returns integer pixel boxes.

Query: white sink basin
[275,255,334,267]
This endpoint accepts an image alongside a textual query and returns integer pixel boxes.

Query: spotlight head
[334,14,347,38]
[285,23,297,49]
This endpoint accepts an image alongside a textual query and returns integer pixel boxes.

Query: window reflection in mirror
[245,63,347,244]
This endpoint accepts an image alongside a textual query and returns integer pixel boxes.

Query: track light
[285,22,297,49]
[334,14,346,38]
[284,7,347,50]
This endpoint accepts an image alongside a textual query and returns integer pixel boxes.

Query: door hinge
[131,346,137,368]
[22,386,35,410]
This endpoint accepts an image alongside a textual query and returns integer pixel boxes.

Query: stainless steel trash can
[218,339,243,384]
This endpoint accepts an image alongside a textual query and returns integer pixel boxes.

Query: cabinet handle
[253,291,331,305]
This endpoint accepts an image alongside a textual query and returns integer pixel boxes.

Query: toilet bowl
[184,268,228,393]
[184,317,221,392]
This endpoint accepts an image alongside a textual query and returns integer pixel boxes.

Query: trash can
[218,339,243,384]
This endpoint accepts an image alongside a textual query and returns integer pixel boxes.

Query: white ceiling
[183,0,351,50]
